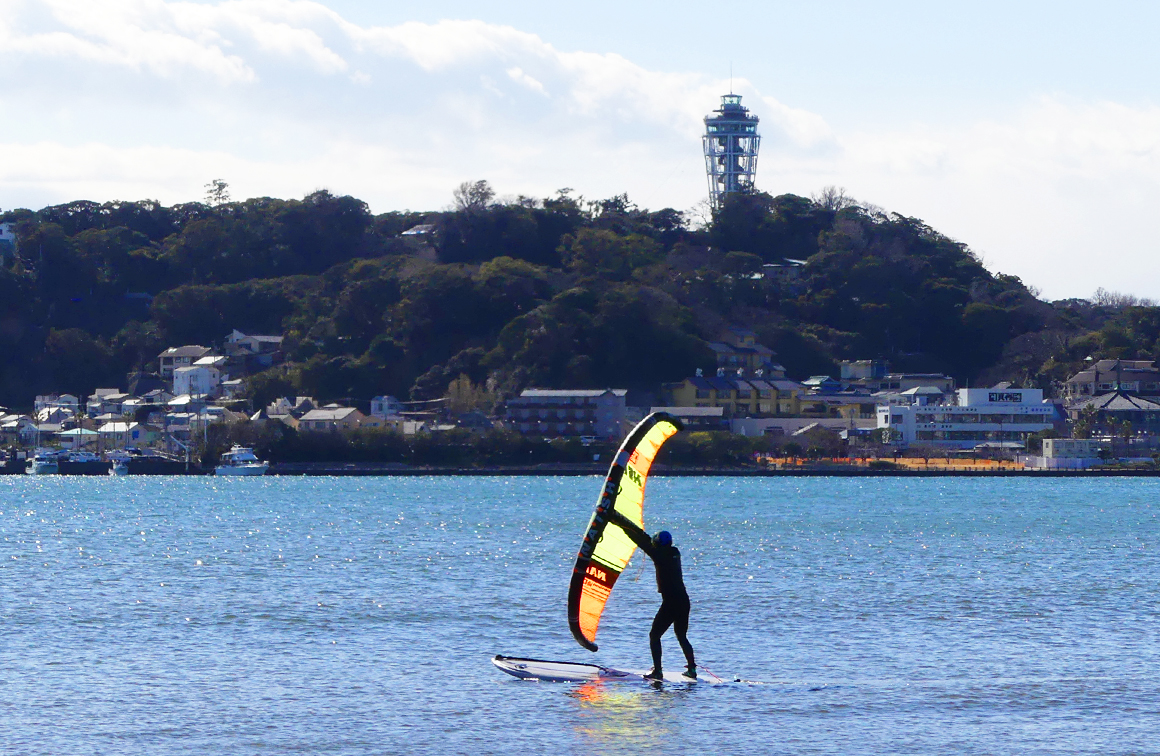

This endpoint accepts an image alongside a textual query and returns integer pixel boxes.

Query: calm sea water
[1,475,1158,755]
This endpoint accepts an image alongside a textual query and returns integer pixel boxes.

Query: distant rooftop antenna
[703,89,760,211]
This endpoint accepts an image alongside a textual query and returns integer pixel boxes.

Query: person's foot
[643,668,663,680]
[682,665,697,679]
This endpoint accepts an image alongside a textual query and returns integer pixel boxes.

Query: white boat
[26,449,62,475]
[215,445,269,476]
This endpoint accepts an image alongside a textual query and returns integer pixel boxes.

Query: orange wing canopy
[567,412,683,651]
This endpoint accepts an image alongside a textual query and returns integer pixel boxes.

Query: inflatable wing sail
[568,412,684,651]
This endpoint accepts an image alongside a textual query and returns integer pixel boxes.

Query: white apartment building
[878,388,1056,449]
[173,365,221,398]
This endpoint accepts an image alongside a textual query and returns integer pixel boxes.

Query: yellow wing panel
[568,413,683,651]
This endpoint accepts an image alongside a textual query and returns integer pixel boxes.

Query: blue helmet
[654,530,672,548]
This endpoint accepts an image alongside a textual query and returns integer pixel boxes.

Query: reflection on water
[569,679,703,751]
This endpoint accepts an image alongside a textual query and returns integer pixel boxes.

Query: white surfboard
[492,655,708,683]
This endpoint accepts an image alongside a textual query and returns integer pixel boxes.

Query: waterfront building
[665,371,801,418]
[1066,391,1160,433]
[879,387,1056,449]
[298,406,367,433]
[503,389,628,440]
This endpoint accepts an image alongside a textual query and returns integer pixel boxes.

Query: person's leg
[673,597,695,672]
[648,601,675,674]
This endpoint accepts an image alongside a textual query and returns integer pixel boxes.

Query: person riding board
[606,509,696,680]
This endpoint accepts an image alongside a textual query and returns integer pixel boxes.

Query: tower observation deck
[703,94,760,210]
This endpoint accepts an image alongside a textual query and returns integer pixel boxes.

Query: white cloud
[0,1,1159,298]
[505,66,546,95]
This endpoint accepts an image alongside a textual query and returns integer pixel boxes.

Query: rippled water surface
[2,476,1159,754]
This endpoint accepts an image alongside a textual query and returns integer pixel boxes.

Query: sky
[1,0,1159,300]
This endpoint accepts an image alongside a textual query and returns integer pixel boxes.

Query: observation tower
[702,94,760,210]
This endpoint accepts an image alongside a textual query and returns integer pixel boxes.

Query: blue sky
[1,0,1159,299]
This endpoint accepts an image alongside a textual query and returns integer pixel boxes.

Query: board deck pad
[493,655,709,684]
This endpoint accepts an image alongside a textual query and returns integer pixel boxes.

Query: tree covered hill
[0,184,1150,409]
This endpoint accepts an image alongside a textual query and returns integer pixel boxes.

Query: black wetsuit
[608,511,696,674]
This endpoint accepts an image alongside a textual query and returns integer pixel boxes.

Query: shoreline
[265,462,1160,477]
[6,461,1159,477]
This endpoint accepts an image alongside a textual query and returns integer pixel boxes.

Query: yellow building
[665,373,802,418]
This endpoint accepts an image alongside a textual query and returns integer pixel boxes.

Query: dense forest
[0,181,1155,410]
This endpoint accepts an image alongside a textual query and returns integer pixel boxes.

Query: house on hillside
[1064,359,1160,399]
[37,406,76,424]
[801,375,842,394]
[173,365,221,398]
[298,406,367,433]
[706,327,783,374]
[264,396,318,419]
[86,391,131,418]
[0,414,36,446]
[35,394,80,414]
[371,396,404,418]
[224,330,285,372]
[226,329,283,354]
[159,346,213,380]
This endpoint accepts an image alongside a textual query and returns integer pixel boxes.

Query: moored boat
[26,449,63,475]
[215,445,269,476]
[107,447,193,475]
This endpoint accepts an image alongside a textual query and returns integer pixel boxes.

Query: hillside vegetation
[0,184,1149,408]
